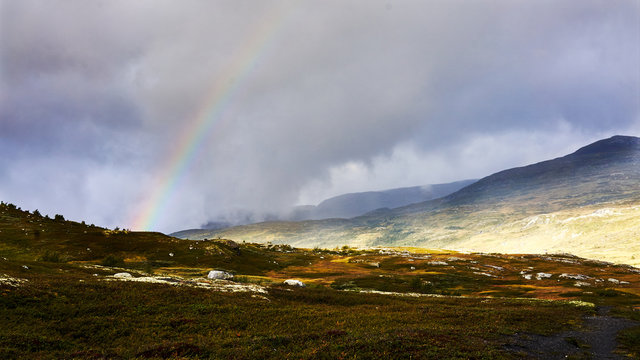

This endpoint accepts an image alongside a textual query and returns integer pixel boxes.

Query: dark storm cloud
[1,0,638,232]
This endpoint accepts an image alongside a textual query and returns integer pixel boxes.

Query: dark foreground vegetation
[0,261,588,359]
[1,202,639,358]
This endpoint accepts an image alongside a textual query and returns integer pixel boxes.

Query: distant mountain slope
[395,134,640,214]
[288,179,476,220]
[181,135,640,266]
[171,179,474,237]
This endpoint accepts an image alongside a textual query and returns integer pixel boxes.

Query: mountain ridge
[176,135,640,266]
[172,179,475,237]
[288,179,476,220]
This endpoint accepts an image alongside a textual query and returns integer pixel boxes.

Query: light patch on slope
[561,208,622,224]
[450,204,640,267]
[104,274,267,293]
[0,274,28,287]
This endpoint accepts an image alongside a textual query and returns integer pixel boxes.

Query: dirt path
[504,307,638,359]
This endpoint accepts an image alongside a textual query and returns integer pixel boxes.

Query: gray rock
[283,279,306,287]
[535,272,552,280]
[207,270,233,280]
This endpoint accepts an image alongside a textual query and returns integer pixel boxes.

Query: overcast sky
[1,0,639,232]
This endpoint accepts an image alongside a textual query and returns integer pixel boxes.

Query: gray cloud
[1,0,638,232]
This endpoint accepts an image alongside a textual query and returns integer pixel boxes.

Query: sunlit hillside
[181,136,640,266]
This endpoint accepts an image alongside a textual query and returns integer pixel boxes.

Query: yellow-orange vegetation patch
[519,285,577,300]
[386,247,457,255]
[124,256,147,262]
[266,260,374,282]
[616,288,640,297]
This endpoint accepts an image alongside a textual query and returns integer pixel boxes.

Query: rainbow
[131,5,292,231]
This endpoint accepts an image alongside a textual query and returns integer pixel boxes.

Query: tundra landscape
[2,0,639,359]
[2,136,640,359]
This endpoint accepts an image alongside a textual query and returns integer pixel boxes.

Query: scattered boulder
[474,272,496,277]
[522,274,533,280]
[485,265,505,271]
[429,261,449,266]
[559,273,591,280]
[207,270,234,280]
[607,278,628,284]
[368,262,380,268]
[114,272,132,278]
[535,272,552,280]
[283,279,306,287]
[219,239,240,250]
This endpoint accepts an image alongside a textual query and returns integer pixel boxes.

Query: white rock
[474,272,496,277]
[607,278,620,284]
[428,261,448,266]
[114,272,132,278]
[169,252,174,257]
[559,273,591,280]
[283,279,306,287]
[536,272,552,280]
[207,270,234,280]
[522,274,533,280]
[574,281,591,287]
[410,266,416,270]
[485,265,505,271]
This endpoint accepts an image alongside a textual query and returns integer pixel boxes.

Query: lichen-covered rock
[535,272,552,280]
[207,270,233,280]
[219,240,240,250]
[283,279,306,287]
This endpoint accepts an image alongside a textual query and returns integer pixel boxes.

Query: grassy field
[1,202,639,358]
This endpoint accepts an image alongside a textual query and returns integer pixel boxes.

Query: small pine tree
[33,209,41,217]
[54,214,65,221]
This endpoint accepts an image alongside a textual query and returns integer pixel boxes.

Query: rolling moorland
[1,200,640,358]
[181,136,640,267]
